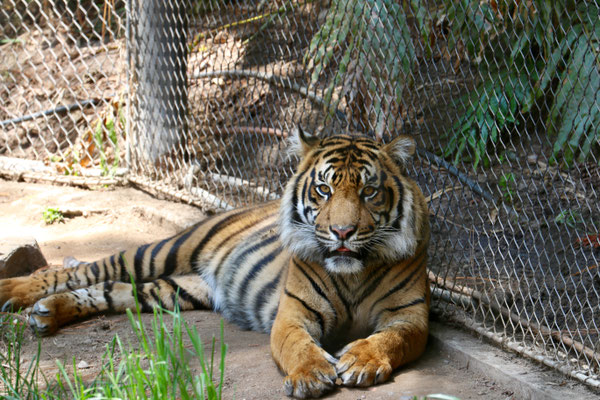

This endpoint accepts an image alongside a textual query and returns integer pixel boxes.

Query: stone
[527,153,539,164]
[0,237,48,279]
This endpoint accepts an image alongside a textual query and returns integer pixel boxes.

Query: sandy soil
[0,179,513,399]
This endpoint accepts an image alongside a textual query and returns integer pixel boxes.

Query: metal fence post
[131,0,188,165]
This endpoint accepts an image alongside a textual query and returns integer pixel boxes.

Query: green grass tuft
[0,302,227,399]
[0,311,45,399]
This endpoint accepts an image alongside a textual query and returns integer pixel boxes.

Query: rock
[0,237,48,279]
[527,154,539,164]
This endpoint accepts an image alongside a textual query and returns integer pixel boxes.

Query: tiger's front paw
[335,338,393,387]
[0,277,42,312]
[283,349,338,398]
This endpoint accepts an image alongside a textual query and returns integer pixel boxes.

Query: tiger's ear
[383,135,416,165]
[288,125,320,157]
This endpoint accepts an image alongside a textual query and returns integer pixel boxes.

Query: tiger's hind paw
[28,300,59,336]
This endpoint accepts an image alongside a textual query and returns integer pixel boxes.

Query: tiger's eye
[316,184,331,197]
[362,186,377,198]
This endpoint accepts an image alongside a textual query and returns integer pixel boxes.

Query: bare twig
[0,95,115,127]
[0,170,126,188]
[129,175,232,213]
[425,185,463,202]
[209,173,277,201]
[193,70,334,117]
[218,125,287,139]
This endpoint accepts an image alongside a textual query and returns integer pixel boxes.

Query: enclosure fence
[1,0,599,389]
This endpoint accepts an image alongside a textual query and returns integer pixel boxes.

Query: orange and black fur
[0,128,430,398]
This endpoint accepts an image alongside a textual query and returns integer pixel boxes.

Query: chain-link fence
[0,0,127,185]
[1,0,599,389]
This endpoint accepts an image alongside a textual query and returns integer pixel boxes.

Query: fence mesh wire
[1,0,599,388]
[0,0,127,183]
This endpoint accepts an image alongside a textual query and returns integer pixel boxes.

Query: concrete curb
[429,321,598,400]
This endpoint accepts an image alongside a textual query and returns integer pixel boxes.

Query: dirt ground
[0,179,519,400]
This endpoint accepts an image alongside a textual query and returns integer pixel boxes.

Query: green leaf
[526,27,579,109]
[411,0,432,56]
[548,32,600,165]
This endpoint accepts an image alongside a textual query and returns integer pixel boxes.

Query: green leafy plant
[445,69,534,169]
[93,106,122,177]
[43,207,64,225]
[498,172,516,202]
[554,209,583,229]
[305,0,427,138]
[443,0,600,168]
[0,300,227,399]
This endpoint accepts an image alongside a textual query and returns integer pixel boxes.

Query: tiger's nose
[330,225,357,240]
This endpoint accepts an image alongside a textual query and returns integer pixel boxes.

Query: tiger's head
[279,127,428,274]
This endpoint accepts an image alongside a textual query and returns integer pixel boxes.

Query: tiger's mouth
[323,245,365,274]
[326,246,361,259]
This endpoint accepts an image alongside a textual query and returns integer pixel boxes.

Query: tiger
[0,127,430,399]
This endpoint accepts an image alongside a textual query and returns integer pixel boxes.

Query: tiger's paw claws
[28,299,58,336]
[28,314,53,336]
[32,301,50,316]
[283,355,337,399]
[1,299,14,313]
[335,340,392,387]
